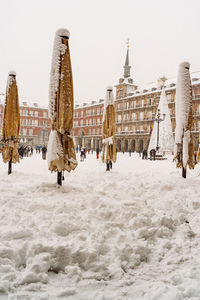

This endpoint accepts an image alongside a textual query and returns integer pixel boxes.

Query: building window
[43,111,47,118]
[43,120,47,127]
[29,129,33,136]
[97,128,99,135]
[89,119,92,125]
[148,111,152,120]
[80,119,83,126]
[35,111,38,117]
[93,108,96,115]
[132,112,136,120]
[89,128,91,135]
[93,128,95,134]
[23,128,27,135]
[198,104,200,115]
[97,108,100,114]
[166,94,171,102]
[93,119,96,125]
[124,113,128,120]
[140,112,144,120]
[117,114,121,122]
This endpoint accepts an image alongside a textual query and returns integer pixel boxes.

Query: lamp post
[154,109,166,152]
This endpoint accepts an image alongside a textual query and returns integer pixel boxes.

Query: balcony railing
[116,130,150,135]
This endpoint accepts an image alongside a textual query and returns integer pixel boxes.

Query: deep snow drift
[0,153,200,299]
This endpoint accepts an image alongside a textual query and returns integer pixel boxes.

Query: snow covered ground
[0,152,200,300]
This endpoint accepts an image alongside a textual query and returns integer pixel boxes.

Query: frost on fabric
[48,29,69,124]
[175,62,192,144]
[148,88,174,153]
[102,86,114,123]
[47,130,63,169]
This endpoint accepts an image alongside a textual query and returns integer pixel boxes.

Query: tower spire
[123,38,131,78]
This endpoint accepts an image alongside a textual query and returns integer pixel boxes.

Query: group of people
[137,149,156,160]
[18,145,33,158]
[17,144,47,160]
[76,146,101,161]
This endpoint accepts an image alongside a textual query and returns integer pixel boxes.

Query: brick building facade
[72,47,200,152]
[1,49,199,151]
[0,100,51,146]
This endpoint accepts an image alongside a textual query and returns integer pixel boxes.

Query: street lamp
[154,109,166,151]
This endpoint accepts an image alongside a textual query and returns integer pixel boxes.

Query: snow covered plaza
[1,0,200,299]
[0,152,200,299]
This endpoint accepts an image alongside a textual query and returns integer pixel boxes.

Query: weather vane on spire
[126,38,130,49]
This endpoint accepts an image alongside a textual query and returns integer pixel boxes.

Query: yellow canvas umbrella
[47,28,77,185]
[102,86,117,171]
[2,71,20,174]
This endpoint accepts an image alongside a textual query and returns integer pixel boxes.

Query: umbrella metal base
[106,163,110,171]
[182,167,186,178]
[57,171,62,185]
[8,160,12,175]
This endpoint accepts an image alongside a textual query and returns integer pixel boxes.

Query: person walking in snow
[80,148,85,161]
[42,146,47,160]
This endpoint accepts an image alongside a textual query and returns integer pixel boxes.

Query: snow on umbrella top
[175,61,192,144]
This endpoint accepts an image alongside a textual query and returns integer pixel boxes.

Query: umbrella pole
[106,162,110,171]
[182,167,186,178]
[57,171,62,185]
[8,160,12,175]
[8,148,13,175]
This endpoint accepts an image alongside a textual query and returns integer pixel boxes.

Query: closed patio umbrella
[47,28,77,185]
[174,62,194,178]
[102,86,117,171]
[2,71,20,174]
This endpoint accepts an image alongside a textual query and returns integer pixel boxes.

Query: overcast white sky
[0,0,200,107]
